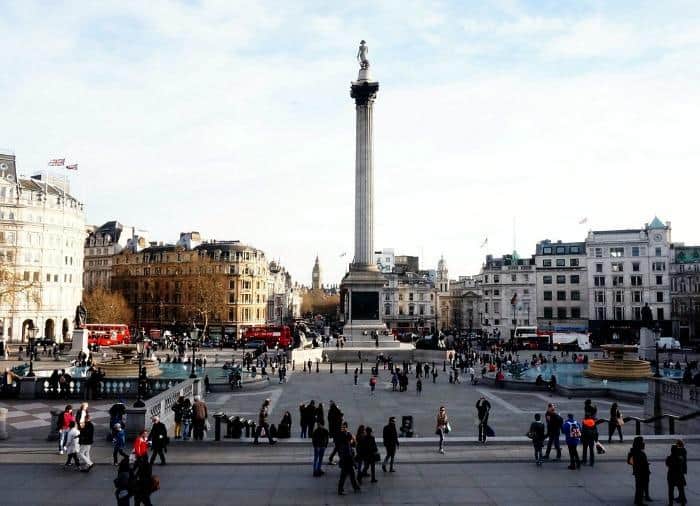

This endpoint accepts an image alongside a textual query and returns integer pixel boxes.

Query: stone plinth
[341,268,387,342]
[71,328,89,355]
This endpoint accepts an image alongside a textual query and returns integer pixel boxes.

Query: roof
[648,216,666,229]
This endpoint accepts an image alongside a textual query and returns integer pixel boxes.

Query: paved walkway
[1,459,697,505]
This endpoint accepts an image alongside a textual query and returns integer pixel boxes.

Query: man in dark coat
[149,416,168,465]
[382,417,399,472]
[336,423,360,495]
[543,403,563,460]
[327,401,343,465]
[476,396,491,443]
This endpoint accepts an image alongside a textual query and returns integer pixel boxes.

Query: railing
[595,412,700,436]
[656,379,700,406]
[33,377,183,400]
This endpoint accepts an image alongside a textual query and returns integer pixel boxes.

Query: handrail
[594,412,700,435]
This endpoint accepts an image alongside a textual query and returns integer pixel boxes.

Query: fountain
[584,344,652,380]
[95,344,161,378]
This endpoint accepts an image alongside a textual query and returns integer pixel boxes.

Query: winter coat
[311,425,329,448]
[383,423,399,451]
[65,427,80,453]
[78,421,94,445]
[529,421,546,447]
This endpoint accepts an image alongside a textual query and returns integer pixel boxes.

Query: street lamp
[134,332,146,407]
[26,322,38,377]
[189,321,198,379]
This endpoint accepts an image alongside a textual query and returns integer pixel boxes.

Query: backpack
[569,422,582,439]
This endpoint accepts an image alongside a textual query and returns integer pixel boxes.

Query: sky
[2,0,700,286]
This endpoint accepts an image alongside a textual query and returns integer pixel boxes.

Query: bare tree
[0,256,41,309]
[83,287,134,324]
[184,260,227,336]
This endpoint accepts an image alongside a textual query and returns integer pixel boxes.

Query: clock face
[654,234,662,242]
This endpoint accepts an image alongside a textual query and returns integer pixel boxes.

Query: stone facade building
[267,260,301,324]
[0,154,84,343]
[585,218,672,342]
[478,253,536,340]
[535,240,588,333]
[111,239,269,340]
[670,244,700,347]
[382,270,435,335]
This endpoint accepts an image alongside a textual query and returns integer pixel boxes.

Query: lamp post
[26,322,38,377]
[189,321,198,379]
[134,332,146,407]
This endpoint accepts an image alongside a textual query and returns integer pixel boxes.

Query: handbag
[617,417,624,427]
[526,431,535,440]
[372,452,381,463]
[445,423,452,434]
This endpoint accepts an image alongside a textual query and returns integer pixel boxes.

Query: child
[63,421,81,469]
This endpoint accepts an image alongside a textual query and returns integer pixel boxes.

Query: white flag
[578,217,588,225]
[480,237,488,248]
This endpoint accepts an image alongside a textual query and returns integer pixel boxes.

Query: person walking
[181,398,193,440]
[311,421,329,477]
[63,421,81,469]
[327,401,343,465]
[299,403,308,438]
[132,457,155,506]
[305,400,317,435]
[416,378,422,395]
[436,406,449,454]
[58,404,74,455]
[253,398,276,445]
[354,425,366,475]
[149,416,168,465]
[354,368,359,385]
[666,444,687,505]
[133,429,150,465]
[315,402,325,429]
[369,375,377,395]
[543,403,563,460]
[192,395,208,440]
[562,413,581,470]
[476,396,491,443]
[608,402,624,443]
[172,395,185,439]
[113,457,132,506]
[112,423,127,465]
[337,424,360,496]
[382,417,399,472]
[78,413,95,472]
[581,413,597,467]
[628,436,652,505]
[528,413,546,465]
[357,426,379,484]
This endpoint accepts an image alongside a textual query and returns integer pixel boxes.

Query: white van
[657,337,681,350]
[552,332,591,351]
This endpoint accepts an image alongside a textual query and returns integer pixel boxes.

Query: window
[570,258,579,267]
[556,275,566,284]
[556,259,565,267]
[571,307,581,318]
[408,305,415,316]
[656,291,664,303]
[494,275,500,283]
[595,248,603,258]
[631,275,642,286]
[409,293,414,301]
[652,262,666,271]
[632,262,640,272]
[595,291,605,303]
[615,290,624,304]
[494,289,500,296]
[543,291,552,301]
[484,290,490,296]
[419,304,425,315]
[611,262,624,272]
[657,308,664,321]
[596,307,606,320]
[543,275,552,285]
[556,291,566,301]
[493,301,501,313]
[543,247,552,254]
[610,247,624,258]
[570,246,581,254]
[633,307,642,320]
[631,246,640,257]
[614,307,624,320]
[571,290,581,301]
[594,276,605,287]
[612,276,624,286]
[556,246,565,254]
[385,304,391,316]
[557,307,567,319]
[543,307,553,318]
[570,275,580,284]
[511,274,517,282]
[596,263,603,273]
[655,247,662,257]
[656,275,663,285]
[633,291,642,303]
[542,259,552,267]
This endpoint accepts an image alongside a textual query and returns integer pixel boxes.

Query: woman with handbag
[436,406,449,454]
[357,426,379,484]
[608,402,624,443]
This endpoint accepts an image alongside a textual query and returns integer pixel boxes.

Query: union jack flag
[48,158,65,166]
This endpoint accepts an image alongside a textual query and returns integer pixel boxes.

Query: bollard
[0,407,7,440]
[345,362,348,374]
[316,361,319,373]
[303,361,307,372]
[250,422,257,438]
[47,408,62,441]
[213,413,225,441]
[232,417,243,439]
[669,417,676,435]
[244,421,251,438]
[330,361,333,374]
[443,360,446,372]
[360,361,363,374]
[292,360,295,371]
[634,419,641,436]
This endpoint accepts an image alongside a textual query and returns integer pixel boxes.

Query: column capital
[351,81,379,106]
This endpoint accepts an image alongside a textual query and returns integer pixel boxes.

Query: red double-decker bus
[85,324,131,347]
[243,325,292,349]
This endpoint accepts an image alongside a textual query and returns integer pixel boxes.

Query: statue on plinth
[357,40,369,69]
[74,301,87,329]
[641,303,654,329]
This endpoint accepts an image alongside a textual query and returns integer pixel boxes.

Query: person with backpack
[561,413,581,470]
[528,413,546,465]
[581,413,598,467]
[112,423,127,465]
[543,403,563,460]
[57,404,74,455]
[628,436,652,505]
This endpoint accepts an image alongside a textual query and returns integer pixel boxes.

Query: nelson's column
[341,40,391,344]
